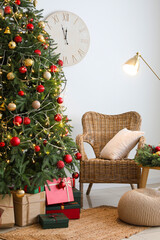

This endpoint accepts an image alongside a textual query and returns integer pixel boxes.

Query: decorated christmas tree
[0,0,80,196]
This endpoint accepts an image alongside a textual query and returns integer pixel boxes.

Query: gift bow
[47,178,72,202]
[49,214,58,222]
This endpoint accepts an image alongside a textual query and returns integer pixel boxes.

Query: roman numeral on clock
[63,13,69,21]
[52,15,59,24]
[78,49,85,57]
[63,56,68,65]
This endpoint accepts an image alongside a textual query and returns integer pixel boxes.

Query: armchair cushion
[100,128,144,160]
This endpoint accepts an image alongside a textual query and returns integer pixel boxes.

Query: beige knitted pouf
[118,188,160,226]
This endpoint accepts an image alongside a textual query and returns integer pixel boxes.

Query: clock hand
[61,25,66,39]
[61,25,69,45]
[64,29,69,45]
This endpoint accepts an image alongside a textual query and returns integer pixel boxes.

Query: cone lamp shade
[123,53,140,76]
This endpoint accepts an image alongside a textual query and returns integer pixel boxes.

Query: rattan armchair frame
[76,111,145,207]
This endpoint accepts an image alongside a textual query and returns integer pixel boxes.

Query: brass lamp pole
[123,52,160,81]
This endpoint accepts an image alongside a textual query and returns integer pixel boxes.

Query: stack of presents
[0,177,81,229]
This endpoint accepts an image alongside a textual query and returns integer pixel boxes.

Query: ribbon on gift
[49,214,58,222]
[63,178,72,202]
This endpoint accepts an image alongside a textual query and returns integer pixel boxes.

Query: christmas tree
[0,0,80,195]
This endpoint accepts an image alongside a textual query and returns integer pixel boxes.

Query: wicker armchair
[76,111,145,207]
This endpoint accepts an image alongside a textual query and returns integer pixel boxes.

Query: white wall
[37,0,160,187]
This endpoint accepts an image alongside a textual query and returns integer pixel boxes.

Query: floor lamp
[123,52,160,80]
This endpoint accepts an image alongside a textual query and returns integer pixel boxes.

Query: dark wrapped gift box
[72,188,81,206]
[39,213,69,229]
[46,201,80,219]
[24,185,44,194]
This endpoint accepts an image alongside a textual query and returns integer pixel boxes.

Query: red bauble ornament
[75,152,82,160]
[54,114,62,122]
[19,66,27,74]
[50,65,58,73]
[43,140,47,146]
[58,181,66,189]
[35,145,40,152]
[57,59,63,66]
[10,137,20,146]
[18,90,24,96]
[14,35,22,43]
[155,146,160,152]
[4,6,11,14]
[29,18,33,22]
[64,154,72,164]
[34,49,41,56]
[57,97,63,104]
[15,0,21,5]
[23,117,31,125]
[0,142,5,147]
[66,117,69,122]
[44,44,49,50]
[57,160,65,169]
[27,23,34,30]
[13,116,22,126]
[72,172,79,179]
[36,85,45,93]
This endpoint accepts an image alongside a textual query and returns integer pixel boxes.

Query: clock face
[45,11,90,67]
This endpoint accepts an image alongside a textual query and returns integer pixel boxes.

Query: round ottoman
[118,188,160,226]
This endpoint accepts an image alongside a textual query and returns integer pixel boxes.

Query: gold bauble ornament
[33,0,37,7]
[43,71,51,80]
[4,27,11,34]
[16,189,25,198]
[37,34,45,43]
[0,112,2,119]
[8,41,16,49]
[7,102,16,111]
[24,58,34,67]
[7,72,15,80]
[0,102,5,111]
[38,21,45,28]
[32,100,40,109]
[0,9,4,17]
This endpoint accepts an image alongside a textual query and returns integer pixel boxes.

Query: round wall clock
[45,11,90,67]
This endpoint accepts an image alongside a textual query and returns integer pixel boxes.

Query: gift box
[46,201,80,219]
[45,177,74,205]
[72,188,81,206]
[0,194,15,228]
[13,191,45,227]
[24,185,44,194]
[39,213,69,229]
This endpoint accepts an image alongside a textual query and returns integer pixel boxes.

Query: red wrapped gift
[45,177,74,205]
[46,202,80,219]
[70,178,75,188]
